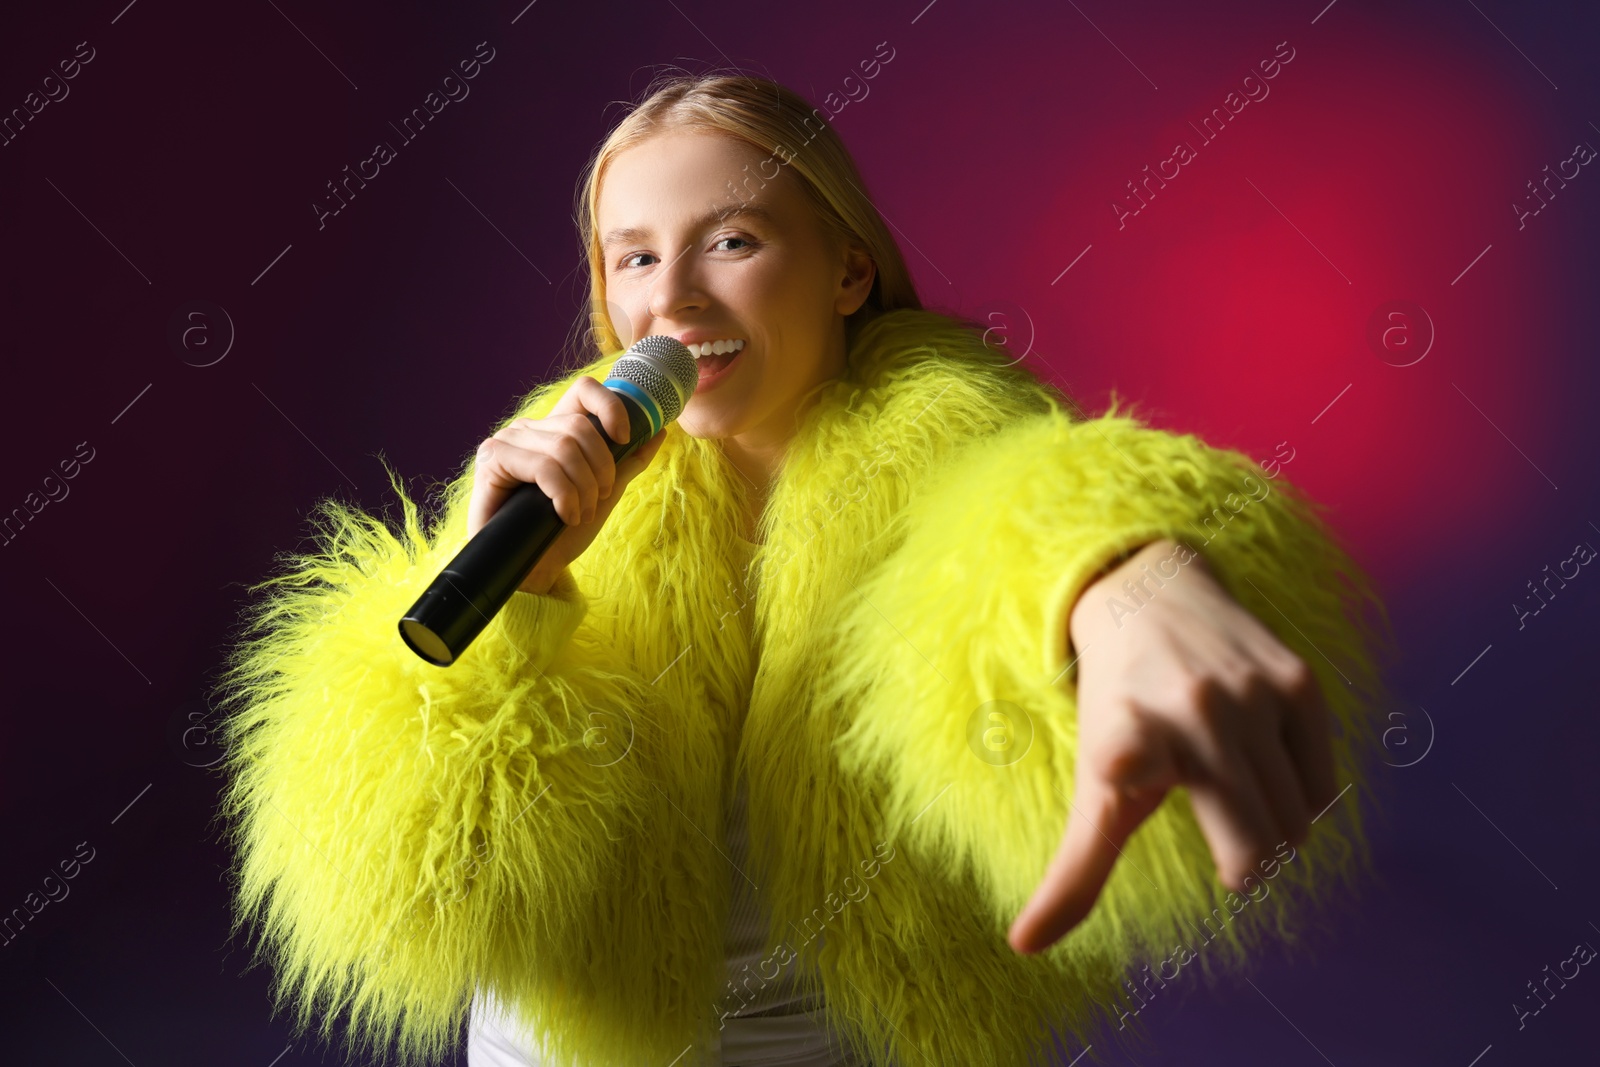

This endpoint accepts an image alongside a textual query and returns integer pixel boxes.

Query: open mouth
[689,338,745,383]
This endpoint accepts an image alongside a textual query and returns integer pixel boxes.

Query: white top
[465,537,865,1066]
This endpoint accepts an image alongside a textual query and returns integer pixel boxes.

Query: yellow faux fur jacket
[213,307,1392,1067]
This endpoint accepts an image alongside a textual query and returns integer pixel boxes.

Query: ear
[835,240,877,317]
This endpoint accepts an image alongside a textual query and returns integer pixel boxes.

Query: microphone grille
[612,335,698,425]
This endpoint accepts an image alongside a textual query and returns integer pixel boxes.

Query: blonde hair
[565,71,923,366]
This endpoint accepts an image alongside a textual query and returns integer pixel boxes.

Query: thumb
[613,431,666,490]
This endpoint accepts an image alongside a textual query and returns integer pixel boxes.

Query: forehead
[597,128,800,239]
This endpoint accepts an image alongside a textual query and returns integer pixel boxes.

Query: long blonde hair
[564,71,923,366]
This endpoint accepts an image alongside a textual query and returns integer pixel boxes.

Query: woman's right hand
[467,376,668,595]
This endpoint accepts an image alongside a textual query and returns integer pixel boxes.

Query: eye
[615,235,754,272]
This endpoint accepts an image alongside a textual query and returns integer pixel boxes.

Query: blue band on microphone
[603,377,662,437]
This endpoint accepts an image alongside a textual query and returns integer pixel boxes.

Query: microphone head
[607,335,698,432]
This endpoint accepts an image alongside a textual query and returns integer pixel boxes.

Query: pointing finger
[1007,748,1171,954]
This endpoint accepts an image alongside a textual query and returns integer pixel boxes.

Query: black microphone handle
[398,392,656,666]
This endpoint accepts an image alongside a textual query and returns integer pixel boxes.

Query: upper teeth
[687,338,745,359]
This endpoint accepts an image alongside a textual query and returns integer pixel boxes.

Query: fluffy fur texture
[212,308,1396,1067]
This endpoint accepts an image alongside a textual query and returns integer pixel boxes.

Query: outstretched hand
[1006,539,1337,955]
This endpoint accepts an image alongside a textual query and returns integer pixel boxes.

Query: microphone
[398,335,698,666]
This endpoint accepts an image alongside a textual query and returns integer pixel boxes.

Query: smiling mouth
[691,338,745,380]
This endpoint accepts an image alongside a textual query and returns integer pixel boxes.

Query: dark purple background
[2,0,1597,1063]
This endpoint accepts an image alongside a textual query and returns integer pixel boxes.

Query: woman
[214,73,1394,1067]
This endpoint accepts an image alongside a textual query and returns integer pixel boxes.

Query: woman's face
[596,127,875,448]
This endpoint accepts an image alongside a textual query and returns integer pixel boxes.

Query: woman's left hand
[1006,538,1337,955]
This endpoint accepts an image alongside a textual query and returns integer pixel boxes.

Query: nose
[646,241,709,322]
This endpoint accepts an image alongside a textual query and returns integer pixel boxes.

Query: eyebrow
[601,203,777,250]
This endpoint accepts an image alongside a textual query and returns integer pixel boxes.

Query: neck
[722,366,849,520]
[720,434,781,540]
[720,325,854,539]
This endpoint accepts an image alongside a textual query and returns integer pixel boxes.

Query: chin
[676,400,750,441]
[675,414,736,441]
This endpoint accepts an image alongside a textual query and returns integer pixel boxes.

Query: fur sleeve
[210,356,663,1067]
[824,401,1397,994]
